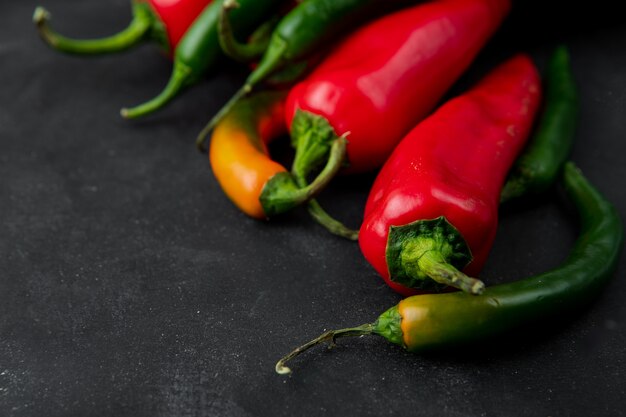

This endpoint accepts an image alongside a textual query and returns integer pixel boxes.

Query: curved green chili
[32,2,165,55]
[196,0,411,150]
[501,46,579,202]
[276,162,623,374]
[121,0,281,119]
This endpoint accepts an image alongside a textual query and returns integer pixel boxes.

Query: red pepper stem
[32,3,156,55]
[275,323,374,375]
[260,136,348,217]
[386,217,483,294]
[120,61,191,119]
[302,136,347,199]
[218,0,274,63]
[287,110,359,239]
[289,110,344,184]
[289,134,359,240]
[418,251,485,295]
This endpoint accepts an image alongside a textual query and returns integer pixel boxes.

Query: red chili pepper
[285,0,510,172]
[151,0,214,48]
[33,0,212,55]
[359,54,542,296]
[265,0,511,233]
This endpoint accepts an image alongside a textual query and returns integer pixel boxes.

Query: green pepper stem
[33,4,154,55]
[120,61,191,119]
[292,126,359,240]
[275,323,374,375]
[247,33,288,87]
[307,200,359,240]
[196,84,252,151]
[301,136,347,201]
[196,34,289,151]
[292,137,358,240]
[218,0,273,63]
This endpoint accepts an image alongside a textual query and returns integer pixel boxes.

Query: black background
[2,1,625,416]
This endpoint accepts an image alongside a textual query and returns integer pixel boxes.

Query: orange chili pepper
[209,91,288,219]
[210,90,350,221]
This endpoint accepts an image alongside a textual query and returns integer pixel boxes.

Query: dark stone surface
[1,1,625,416]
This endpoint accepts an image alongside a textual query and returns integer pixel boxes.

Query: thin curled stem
[275,323,374,374]
[292,134,359,240]
[260,136,350,217]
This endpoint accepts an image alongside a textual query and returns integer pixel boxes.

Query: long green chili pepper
[121,0,282,119]
[501,46,579,202]
[276,162,623,374]
[33,2,164,55]
[196,0,412,150]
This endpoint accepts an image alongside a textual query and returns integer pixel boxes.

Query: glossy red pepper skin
[149,0,213,49]
[359,55,542,296]
[284,0,511,175]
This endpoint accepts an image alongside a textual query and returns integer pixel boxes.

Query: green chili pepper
[196,0,411,150]
[32,1,170,56]
[217,0,278,63]
[276,162,623,374]
[501,46,579,202]
[121,0,282,119]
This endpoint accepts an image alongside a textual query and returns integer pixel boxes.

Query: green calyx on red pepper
[386,217,479,294]
[262,108,347,202]
[288,109,347,184]
[260,132,348,217]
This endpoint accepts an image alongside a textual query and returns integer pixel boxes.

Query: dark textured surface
[1,1,625,416]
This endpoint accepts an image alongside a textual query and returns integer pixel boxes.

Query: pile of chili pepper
[209,0,513,239]
[35,0,622,375]
[277,162,623,373]
[274,43,622,373]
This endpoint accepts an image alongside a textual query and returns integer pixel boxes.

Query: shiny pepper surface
[150,0,214,48]
[285,0,512,176]
[359,55,542,296]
